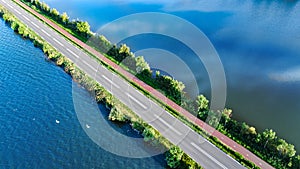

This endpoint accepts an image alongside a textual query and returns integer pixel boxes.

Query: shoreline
[3,0,300,168]
[0,4,202,169]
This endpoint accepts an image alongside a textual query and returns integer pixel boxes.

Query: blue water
[42,0,300,151]
[0,20,165,168]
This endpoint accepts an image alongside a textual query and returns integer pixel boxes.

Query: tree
[108,106,126,122]
[248,126,257,135]
[50,8,59,18]
[220,108,232,128]
[292,155,300,169]
[196,94,209,112]
[261,129,277,148]
[87,35,112,53]
[10,21,19,31]
[76,21,91,37]
[117,44,131,62]
[40,2,50,12]
[276,139,296,159]
[155,75,184,103]
[32,0,41,7]
[166,146,184,168]
[119,43,130,54]
[241,122,250,135]
[142,127,158,142]
[60,12,69,24]
[18,25,29,38]
[155,70,160,77]
[206,111,221,128]
[222,108,232,119]
[122,55,136,71]
[3,13,13,22]
[135,56,150,74]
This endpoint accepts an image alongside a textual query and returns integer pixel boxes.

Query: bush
[166,146,184,168]
[108,106,127,122]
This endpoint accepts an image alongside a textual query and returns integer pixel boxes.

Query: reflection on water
[44,0,300,151]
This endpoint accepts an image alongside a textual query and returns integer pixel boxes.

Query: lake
[0,20,165,168]
[42,0,300,151]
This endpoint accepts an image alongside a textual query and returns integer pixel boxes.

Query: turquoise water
[43,0,300,151]
[0,20,165,168]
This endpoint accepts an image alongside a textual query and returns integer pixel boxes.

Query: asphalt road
[0,0,247,168]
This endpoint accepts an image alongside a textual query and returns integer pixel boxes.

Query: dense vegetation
[14,1,300,168]
[0,5,202,169]
[197,95,300,169]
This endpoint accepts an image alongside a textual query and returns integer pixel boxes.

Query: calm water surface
[43,0,300,151]
[0,20,165,168]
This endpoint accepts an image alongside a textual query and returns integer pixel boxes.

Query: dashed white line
[67,48,79,58]
[31,22,39,28]
[102,75,120,89]
[191,142,228,169]
[23,16,30,21]
[7,4,13,8]
[126,92,147,109]
[82,60,97,71]
[53,38,64,47]
[42,29,50,36]
[154,114,182,135]
[13,9,21,14]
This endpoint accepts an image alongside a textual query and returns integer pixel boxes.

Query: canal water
[0,19,165,168]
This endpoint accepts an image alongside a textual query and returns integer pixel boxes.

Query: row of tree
[106,43,186,104]
[24,0,92,40]
[17,1,300,168]
[196,95,300,169]
[1,5,202,169]
[22,0,187,106]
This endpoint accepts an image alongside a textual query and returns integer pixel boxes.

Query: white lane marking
[14,9,21,14]
[31,22,39,28]
[154,114,181,135]
[67,48,79,58]
[191,142,228,169]
[23,16,30,21]
[82,60,97,71]
[7,4,13,8]
[102,75,120,89]
[42,29,50,36]
[53,38,64,47]
[126,92,147,109]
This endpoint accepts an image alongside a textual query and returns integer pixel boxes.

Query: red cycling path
[14,0,274,168]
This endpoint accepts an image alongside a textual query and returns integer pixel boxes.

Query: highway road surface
[0,0,271,168]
